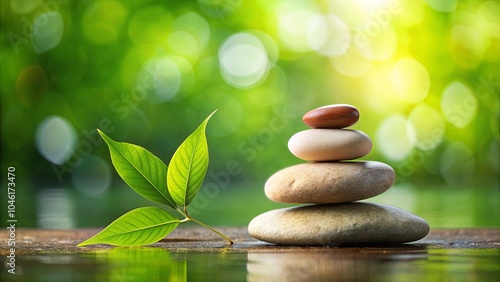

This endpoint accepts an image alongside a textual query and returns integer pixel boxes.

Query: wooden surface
[1,227,499,255]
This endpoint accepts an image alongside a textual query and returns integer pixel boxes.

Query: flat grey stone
[248,203,430,245]
[265,161,395,203]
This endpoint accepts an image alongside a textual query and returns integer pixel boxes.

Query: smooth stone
[265,161,395,203]
[288,129,372,161]
[303,104,359,128]
[248,203,430,245]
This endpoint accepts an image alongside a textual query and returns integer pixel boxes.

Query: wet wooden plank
[1,227,498,255]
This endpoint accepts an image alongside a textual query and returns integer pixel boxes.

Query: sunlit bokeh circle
[408,104,445,151]
[136,56,182,103]
[450,25,484,69]
[390,58,430,104]
[170,56,196,98]
[362,65,408,113]
[376,114,416,161]
[119,45,159,90]
[219,32,270,88]
[250,30,280,66]
[307,15,351,57]
[440,80,478,128]
[31,11,64,53]
[35,116,77,165]
[72,156,112,197]
[168,12,210,61]
[82,0,127,44]
[277,8,318,52]
[128,6,172,45]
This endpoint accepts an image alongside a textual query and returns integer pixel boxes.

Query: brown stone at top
[302,104,359,128]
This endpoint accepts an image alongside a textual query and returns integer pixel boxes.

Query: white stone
[288,129,372,161]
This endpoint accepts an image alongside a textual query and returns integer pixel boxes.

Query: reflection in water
[37,189,74,229]
[247,247,428,281]
[3,247,499,281]
[92,247,186,281]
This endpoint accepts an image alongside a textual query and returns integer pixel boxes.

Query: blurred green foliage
[0,0,498,227]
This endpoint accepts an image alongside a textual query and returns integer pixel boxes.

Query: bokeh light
[440,80,478,129]
[450,25,484,68]
[167,12,210,61]
[127,6,172,46]
[1,0,498,228]
[376,114,416,161]
[408,104,445,151]
[277,7,317,52]
[35,116,77,165]
[307,15,351,57]
[31,11,64,53]
[82,0,127,45]
[390,58,430,104]
[136,56,182,103]
[219,32,272,88]
[72,156,112,197]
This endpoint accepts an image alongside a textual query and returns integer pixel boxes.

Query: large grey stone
[265,161,395,203]
[248,203,430,245]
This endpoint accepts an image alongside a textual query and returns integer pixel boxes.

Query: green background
[1,0,498,228]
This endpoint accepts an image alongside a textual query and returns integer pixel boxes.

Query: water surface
[3,245,498,281]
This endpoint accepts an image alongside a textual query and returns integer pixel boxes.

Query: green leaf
[78,207,180,246]
[98,130,176,208]
[167,110,216,206]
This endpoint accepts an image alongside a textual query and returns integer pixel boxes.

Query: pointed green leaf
[167,110,216,206]
[98,130,176,208]
[78,207,180,246]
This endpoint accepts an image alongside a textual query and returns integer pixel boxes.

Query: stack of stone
[248,104,429,245]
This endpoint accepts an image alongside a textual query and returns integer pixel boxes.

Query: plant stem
[188,216,234,245]
[178,207,233,244]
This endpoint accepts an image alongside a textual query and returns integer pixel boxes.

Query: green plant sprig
[78,110,233,247]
